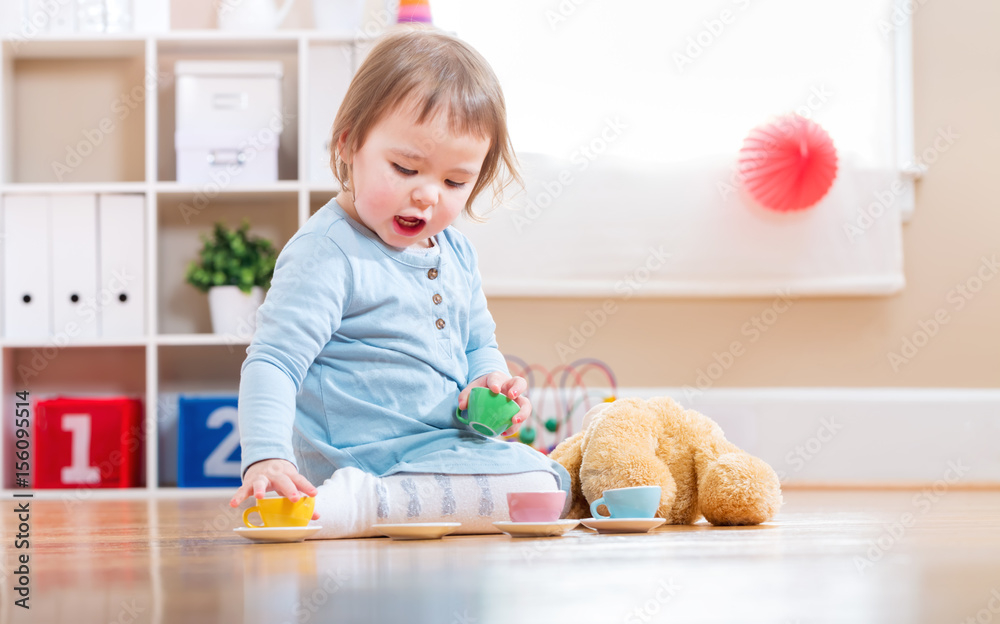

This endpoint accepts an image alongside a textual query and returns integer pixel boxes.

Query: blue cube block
[178,395,243,487]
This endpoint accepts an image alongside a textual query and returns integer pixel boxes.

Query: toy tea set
[235,390,783,542]
[235,388,533,543]
[234,494,321,543]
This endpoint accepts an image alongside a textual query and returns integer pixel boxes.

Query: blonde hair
[329,24,521,221]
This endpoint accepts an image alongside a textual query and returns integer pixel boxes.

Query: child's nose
[412,184,439,208]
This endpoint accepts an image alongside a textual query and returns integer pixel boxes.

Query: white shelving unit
[0,26,372,497]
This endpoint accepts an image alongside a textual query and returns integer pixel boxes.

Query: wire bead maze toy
[502,357,618,454]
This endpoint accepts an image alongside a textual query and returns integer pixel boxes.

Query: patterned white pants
[308,467,560,539]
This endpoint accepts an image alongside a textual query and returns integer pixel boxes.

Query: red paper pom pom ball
[738,114,838,212]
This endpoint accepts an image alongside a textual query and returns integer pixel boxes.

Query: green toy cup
[455,387,521,437]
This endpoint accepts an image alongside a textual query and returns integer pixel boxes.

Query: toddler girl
[229,25,570,538]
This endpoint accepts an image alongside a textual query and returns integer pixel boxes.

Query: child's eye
[393,163,416,175]
[446,180,466,189]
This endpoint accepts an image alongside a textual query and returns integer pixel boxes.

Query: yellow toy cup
[243,496,315,528]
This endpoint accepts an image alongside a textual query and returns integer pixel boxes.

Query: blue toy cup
[590,485,662,519]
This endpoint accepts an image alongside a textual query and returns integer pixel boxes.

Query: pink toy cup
[506,491,567,523]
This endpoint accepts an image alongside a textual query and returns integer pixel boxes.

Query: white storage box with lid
[175,60,284,185]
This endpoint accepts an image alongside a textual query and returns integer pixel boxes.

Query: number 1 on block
[60,414,101,485]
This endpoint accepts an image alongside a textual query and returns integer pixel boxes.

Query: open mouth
[393,215,426,236]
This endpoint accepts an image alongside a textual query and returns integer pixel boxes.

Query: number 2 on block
[203,406,241,478]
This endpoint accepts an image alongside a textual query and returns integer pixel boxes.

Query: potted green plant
[185,219,277,337]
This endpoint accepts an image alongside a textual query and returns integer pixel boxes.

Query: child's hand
[459,371,532,436]
[230,458,321,520]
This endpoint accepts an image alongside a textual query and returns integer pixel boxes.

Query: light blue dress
[238,197,570,495]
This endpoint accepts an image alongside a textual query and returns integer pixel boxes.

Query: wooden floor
[3,489,1000,623]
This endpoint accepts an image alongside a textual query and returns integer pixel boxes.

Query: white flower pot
[208,285,264,339]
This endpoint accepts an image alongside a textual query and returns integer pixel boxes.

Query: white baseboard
[529,387,1000,486]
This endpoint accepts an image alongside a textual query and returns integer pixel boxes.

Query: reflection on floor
[3,489,1000,623]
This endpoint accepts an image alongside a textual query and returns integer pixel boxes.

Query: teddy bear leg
[549,433,588,519]
[697,452,783,526]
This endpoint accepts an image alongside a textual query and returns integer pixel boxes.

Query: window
[436,0,915,297]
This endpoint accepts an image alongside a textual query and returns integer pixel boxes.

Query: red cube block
[34,397,143,489]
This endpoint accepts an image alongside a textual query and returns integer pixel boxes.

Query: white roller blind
[434,0,912,297]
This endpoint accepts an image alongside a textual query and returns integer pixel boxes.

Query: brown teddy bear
[550,396,782,525]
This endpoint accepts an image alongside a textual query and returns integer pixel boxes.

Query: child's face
[339,102,491,249]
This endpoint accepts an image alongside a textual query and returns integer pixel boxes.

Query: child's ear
[336,130,352,164]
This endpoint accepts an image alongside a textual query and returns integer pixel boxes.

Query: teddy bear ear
[581,400,616,430]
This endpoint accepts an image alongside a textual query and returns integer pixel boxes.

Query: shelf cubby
[3,38,146,185]
[310,189,337,217]
[305,40,355,185]
[1,345,147,488]
[155,38,300,184]
[157,343,245,486]
[156,190,299,335]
